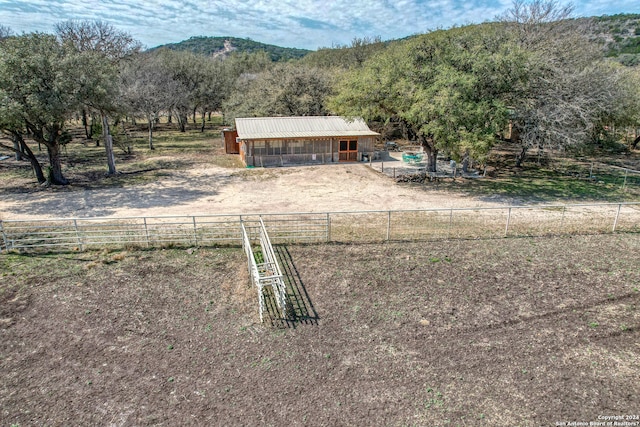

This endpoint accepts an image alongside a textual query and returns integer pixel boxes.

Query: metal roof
[235,116,379,140]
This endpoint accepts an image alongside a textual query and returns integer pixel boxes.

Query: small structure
[235,116,379,167]
[221,128,239,154]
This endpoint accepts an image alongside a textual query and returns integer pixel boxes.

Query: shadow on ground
[262,245,319,328]
[0,172,236,218]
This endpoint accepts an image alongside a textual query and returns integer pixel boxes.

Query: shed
[235,116,380,167]
[221,128,239,154]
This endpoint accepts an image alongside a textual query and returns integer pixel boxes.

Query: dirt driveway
[0,162,505,220]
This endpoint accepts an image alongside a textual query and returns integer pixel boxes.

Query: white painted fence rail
[1,202,638,252]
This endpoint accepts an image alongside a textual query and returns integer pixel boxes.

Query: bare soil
[1,234,639,426]
[2,129,639,220]
[0,144,508,221]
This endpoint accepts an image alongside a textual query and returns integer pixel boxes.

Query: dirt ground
[0,156,508,221]
[1,234,639,426]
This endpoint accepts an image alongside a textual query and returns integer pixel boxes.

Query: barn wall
[358,137,375,153]
[241,136,378,167]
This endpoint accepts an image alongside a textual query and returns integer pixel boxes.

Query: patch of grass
[211,154,245,169]
[0,124,228,190]
[433,148,640,202]
[424,387,445,410]
[459,173,637,202]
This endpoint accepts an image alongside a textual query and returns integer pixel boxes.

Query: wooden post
[331,139,334,163]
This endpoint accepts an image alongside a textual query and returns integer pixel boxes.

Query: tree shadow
[262,245,319,328]
[0,171,239,218]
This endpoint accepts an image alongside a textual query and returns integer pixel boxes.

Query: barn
[232,116,380,167]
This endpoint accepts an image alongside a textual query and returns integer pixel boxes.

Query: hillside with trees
[150,36,310,62]
[588,13,640,65]
[146,14,640,66]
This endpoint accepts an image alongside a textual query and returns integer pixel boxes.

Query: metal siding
[235,116,379,140]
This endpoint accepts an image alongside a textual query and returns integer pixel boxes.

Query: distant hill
[303,15,640,69]
[150,36,311,62]
[149,15,640,66]
[586,13,640,66]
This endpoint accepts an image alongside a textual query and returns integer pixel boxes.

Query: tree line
[330,1,640,172]
[1,0,639,184]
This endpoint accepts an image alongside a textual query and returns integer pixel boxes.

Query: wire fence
[561,161,640,190]
[1,202,638,253]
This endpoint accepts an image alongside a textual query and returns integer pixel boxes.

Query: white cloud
[0,0,638,50]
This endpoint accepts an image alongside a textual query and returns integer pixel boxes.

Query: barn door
[339,140,358,162]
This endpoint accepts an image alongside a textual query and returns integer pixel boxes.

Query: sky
[1,0,639,50]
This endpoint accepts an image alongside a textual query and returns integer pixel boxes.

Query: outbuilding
[234,116,379,167]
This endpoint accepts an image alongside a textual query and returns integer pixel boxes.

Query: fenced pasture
[1,234,638,426]
[1,202,639,252]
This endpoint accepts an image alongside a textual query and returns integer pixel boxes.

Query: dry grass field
[1,234,639,426]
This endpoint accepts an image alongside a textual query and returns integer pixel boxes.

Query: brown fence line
[0,203,638,253]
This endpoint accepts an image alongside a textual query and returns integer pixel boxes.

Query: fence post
[622,169,628,190]
[613,203,622,232]
[0,220,7,253]
[143,217,150,247]
[73,219,83,251]
[560,205,566,233]
[326,213,330,242]
[505,207,512,237]
[386,211,391,241]
[192,216,198,246]
[449,208,454,238]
